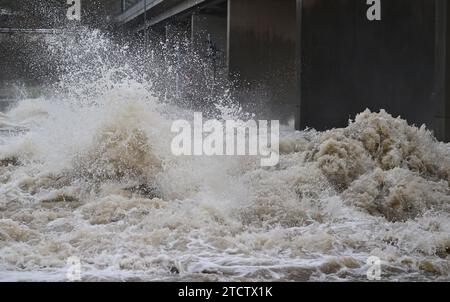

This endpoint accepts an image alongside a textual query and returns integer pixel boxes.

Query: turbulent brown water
[0,29,449,282]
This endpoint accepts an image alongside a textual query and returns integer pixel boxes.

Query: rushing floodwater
[0,29,449,282]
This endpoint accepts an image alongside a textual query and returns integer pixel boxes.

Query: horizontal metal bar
[0,28,63,34]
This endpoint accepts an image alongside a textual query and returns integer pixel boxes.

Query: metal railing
[122,0,141,12]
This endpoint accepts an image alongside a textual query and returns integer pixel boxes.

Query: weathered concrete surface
[441,0,450,141]
[299,0,450,141]
[228,0,297,124]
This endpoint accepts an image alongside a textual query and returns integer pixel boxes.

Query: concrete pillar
[228,0,297,124]
[191,13,227,61]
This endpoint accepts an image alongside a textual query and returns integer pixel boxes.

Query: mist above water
[0,26,449,281]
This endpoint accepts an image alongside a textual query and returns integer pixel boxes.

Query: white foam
[0,28,449,282]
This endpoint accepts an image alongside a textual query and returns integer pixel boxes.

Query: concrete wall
[228,0,297,124]
[191,13,227,64]
[441,0,450,141]
[299,0,449,141]
[191,12,228,91]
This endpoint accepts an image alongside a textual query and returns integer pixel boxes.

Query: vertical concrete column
[441,0,450,141]
[433,0,450,141]
[191,11,228,84]
[295,0,302,130]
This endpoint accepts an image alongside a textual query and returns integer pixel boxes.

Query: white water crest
[0,28,449,282]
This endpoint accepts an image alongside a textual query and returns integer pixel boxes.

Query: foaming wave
[0,27,449,281]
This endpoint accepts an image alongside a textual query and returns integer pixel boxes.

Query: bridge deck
[0,28,62,34]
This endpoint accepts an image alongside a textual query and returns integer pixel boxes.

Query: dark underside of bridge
[1,0,450,140]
